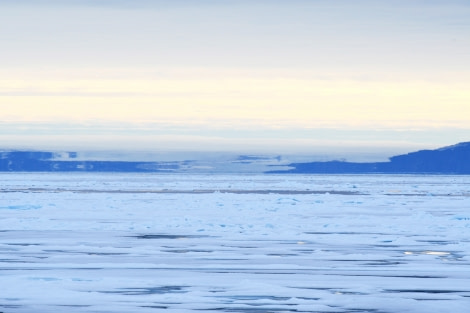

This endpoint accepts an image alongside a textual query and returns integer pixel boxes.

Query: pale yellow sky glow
[1,74,469,129]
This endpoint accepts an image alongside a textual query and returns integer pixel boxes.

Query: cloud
[2,0,469,71]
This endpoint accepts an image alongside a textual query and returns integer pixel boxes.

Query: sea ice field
[1,173,469,313]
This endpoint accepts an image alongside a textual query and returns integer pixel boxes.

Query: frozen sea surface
[1,173,470,313]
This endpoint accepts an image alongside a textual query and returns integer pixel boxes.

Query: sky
[1,0,469,157]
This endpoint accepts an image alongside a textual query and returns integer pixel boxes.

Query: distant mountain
[1,142,469,174]
[269,142,470,174]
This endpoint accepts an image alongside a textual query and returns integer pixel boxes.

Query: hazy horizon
[0,141,464,164]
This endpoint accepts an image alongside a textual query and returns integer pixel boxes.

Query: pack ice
[1,173,469,313]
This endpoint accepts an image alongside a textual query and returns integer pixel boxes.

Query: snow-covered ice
[1,173,469,312]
